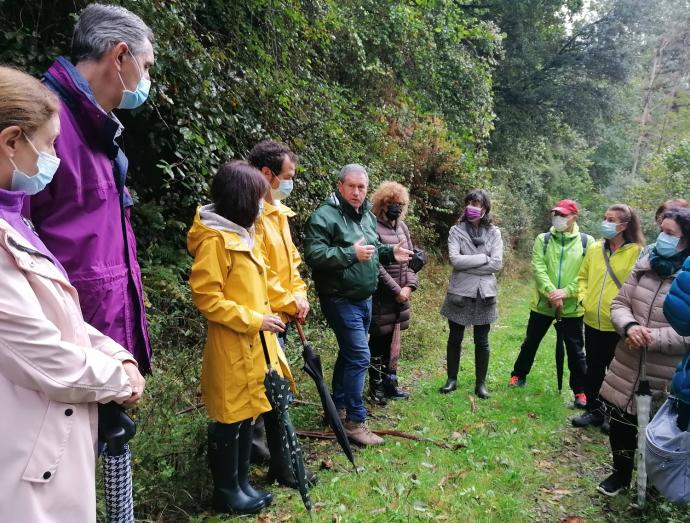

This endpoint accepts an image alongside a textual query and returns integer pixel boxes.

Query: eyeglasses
[552,211,568,217]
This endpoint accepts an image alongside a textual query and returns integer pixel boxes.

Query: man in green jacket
[303,164,412,446]
[510,199,593,407]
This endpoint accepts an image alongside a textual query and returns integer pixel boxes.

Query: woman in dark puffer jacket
[368,181,418,404]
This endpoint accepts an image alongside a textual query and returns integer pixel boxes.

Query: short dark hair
[661,208,690,245]
[247,140,297,175]
[458,189,493,226]
[211,160,268,228]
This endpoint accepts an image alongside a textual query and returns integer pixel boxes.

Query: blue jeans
[320,296,372,423]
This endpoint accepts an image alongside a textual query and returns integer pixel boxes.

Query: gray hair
[71,3,154,62]
[339,163,368,182]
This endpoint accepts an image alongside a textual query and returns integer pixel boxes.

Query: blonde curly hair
[371,181,410,221]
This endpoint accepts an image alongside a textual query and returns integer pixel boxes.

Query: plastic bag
[645,397,690,504]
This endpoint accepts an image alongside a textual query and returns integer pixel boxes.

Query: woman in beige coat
[597,208,690,497]
[0,66,143,522]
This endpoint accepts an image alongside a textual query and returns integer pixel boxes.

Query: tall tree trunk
[630,37,669,179]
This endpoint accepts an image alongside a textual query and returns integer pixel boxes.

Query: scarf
[464,221,487,247]
[649,247,690,279]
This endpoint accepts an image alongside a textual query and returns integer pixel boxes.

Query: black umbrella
[259,332,312,515]
[98,402,137,523]
[295,322,357,471]
[554,305,565,393]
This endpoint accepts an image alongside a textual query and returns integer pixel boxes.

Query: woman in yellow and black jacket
[572,204,645,430]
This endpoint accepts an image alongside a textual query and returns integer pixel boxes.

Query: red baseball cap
[552,199,579,215]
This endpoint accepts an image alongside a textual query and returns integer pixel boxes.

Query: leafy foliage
[2,0,689,520]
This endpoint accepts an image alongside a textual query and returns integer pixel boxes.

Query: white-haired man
[303,164,412,445]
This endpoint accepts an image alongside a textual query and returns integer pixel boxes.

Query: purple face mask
[465,205,484,221]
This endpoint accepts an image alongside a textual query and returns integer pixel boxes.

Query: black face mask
[386,203,402,221]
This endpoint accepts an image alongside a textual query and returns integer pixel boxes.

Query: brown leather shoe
[344,420,384,446]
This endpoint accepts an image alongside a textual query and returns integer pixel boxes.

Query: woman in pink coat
[0,66,144,522]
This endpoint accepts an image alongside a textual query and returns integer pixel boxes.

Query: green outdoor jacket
[530,223,594,318]
[303,192,394,301]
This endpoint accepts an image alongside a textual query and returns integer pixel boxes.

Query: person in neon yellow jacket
[510,199,594,408]
[572,204,645,430]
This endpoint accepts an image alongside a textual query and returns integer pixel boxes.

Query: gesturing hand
[261,314,286,333]
[393,240,413,263]
[354,238,375,262]
[122,361,145,407]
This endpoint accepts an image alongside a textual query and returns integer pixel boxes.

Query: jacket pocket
[73,270,129,346]
[22,401,76,483]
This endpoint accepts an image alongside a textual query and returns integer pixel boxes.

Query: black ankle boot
[238,420,273,506]
[440,378,457,394]
[383,373,409,400]
[369,380,388,405]
[264,409,317,488]
[474,349,490,399]
[208,422,265,514]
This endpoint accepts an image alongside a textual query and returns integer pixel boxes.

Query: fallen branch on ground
[296,429,466,450]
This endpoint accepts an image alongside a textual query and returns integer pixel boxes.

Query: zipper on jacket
[393,222,408,287]
[557,234,565,288]
[596,246,621,330]
[643,279,665,328]
[597,271,608,330]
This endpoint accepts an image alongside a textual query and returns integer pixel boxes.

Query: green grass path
[195,263,687,523]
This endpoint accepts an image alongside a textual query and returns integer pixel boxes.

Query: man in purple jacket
[28,4,154,372]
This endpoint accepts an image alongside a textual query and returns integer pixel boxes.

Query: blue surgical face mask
[271,178,293,201]
[656,231,681,258]
[118,51,151,110]
[10,134,61,195]
[600,221,619,240]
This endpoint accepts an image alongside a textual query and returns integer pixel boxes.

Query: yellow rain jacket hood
[578,240,641,332]
[187,205,294,424]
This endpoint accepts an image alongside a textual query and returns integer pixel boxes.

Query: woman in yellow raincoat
[187,160,293,515]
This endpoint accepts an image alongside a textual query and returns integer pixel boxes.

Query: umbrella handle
[259,332,272,366]
[555,305,563,321]
[295,321,308,346]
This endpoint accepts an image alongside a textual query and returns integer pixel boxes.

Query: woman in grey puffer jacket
[368,182,418,404]
[440,189,503,398]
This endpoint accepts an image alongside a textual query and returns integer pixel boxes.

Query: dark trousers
[369,331,394,369]
[369,331,394,383]
[584,325,619,412]
[448,322,490,356]
[607,403,637,482]
[511,311,587,393]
